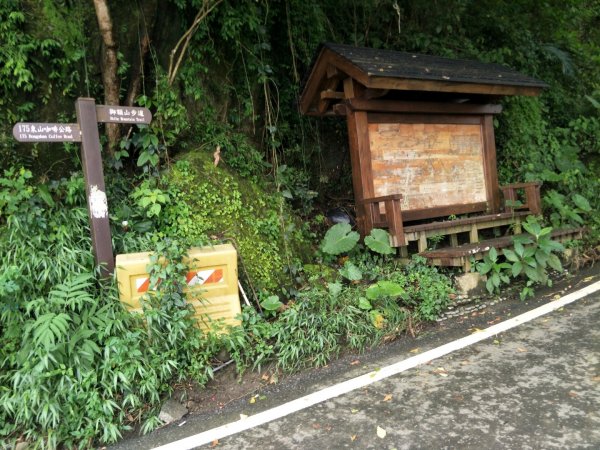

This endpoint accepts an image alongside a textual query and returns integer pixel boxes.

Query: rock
[159,398,188,425]
[454,273,486,296]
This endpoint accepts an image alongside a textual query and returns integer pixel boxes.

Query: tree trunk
[93,0,120,156]
[125,0,158,107]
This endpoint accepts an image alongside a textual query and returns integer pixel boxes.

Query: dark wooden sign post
[13,97,152,277]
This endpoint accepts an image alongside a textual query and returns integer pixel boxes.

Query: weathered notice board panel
[369,117,487,213]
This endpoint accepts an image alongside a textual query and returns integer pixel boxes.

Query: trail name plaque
[13,123,81,142]
[95,105,152,124]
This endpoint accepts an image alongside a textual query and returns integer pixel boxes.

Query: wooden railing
[359,194,404,247]
[500,182,542,215]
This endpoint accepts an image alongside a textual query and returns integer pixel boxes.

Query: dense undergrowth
[0,167,452,448]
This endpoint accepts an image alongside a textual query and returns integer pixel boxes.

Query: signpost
[12,97,152,277]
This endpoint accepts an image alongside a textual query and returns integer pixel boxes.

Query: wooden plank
[404,211,529,233]
[403,213,530,242]
[348,99,503,115]
[368,113,482,125]
[367,76,544,97]
[320,90,345,100]
[402,202,489,222]
[481,115,501,213]
[369,122,487,212]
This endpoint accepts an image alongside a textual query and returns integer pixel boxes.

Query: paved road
[201,293,600,449]
[113,279,600,450]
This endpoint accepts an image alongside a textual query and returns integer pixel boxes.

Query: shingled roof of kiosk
[300,43,548,115]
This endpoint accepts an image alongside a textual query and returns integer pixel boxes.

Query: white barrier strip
[153,280,600,450]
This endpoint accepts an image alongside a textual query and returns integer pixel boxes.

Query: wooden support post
[75,98,115,276]
[450,233,458,247]
[385,197,404,247]
[418,233,428,253]
[399,246,409,258]
[469,224,479,243]
[514,217,522,234]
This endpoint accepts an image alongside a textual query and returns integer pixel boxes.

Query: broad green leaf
[573,194,591,212]
[514,240,525,257]
[485,278,495,294]
[321,223,360,255]
[364,229,394,255]
[535,251,549,266]
[512,261,523,277]
[137,151,150,166]
[358,297,372,310]
[366,281,405,300]
[524,265,540,282]
[503,249,519,262]
[339,261,363,281]
[328,282,343,298]
[477,262,492,275]
[260,295,283,311]
[489,247,498,262]
[547,254,563,272]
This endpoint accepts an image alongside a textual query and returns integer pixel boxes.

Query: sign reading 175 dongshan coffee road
[12,98,152,277]
[12,123,82,142]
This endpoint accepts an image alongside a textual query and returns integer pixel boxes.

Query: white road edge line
[153,279,600,450]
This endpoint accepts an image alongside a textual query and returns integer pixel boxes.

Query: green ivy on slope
[162,152,311,291]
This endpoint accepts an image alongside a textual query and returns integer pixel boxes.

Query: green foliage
[321,223,360,255]
[339,261,362,281]
[260,294,283,317]
[476,247,512,294]
[366,281,406,301]
[364,228,395,255]
[0,171,230,448]
[477,217,566,300]
[157,154,310,291]
[503,217,564,299]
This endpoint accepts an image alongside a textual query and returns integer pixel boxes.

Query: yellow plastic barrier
[115,244,241,332]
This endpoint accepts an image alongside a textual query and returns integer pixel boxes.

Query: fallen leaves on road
[592,376,600,382]
[517,347,527,353]
[210,440,219,447]
[433,367,449,377]
[350,360,360,365]
[351,435,358,441]
[409,348,420,354]
[568,391,578,398]
[383,394,393,402]
[469,327,484,333]
[351,408,359,414]
[377,426,387,438]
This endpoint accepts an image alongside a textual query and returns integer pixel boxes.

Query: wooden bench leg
[513,217,522,234]
[418,233,428,253]
[462,258,471,272]
[399,246,409,258]
[469,225,479,243]
[450,234,458,247]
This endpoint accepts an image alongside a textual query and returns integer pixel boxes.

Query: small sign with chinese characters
[95,105,152,124]
[12,123,81,142]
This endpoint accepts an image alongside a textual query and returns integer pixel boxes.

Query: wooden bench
[421,227,584,271]
[360,182,543,256]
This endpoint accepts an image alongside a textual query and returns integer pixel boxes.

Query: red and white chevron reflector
[135,268,224,293]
